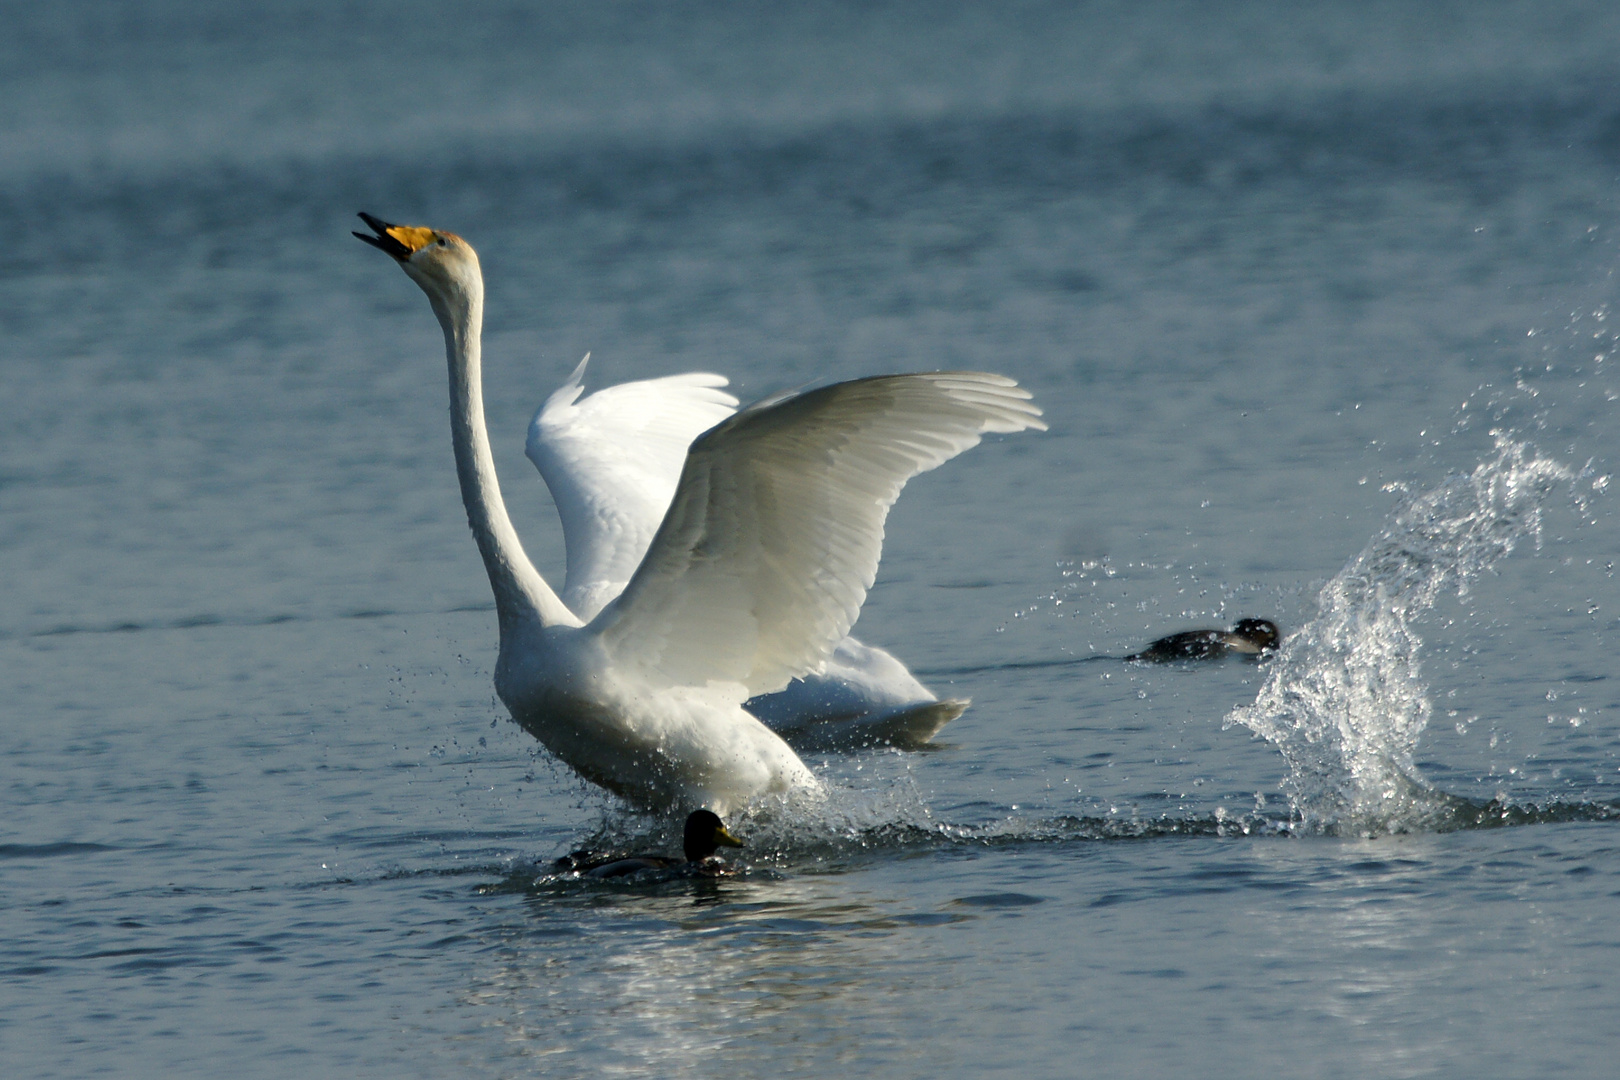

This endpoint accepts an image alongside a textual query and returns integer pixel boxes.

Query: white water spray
[1228,436,1580,834]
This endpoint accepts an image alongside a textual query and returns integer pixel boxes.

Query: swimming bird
[744,637,969,750]
[1125,618,1280,663]
[526,356,969,750]
[552,809,744,879]
[354,214,1044,814]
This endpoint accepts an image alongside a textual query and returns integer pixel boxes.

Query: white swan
[526,356,969,749]
[355,214,1045,814]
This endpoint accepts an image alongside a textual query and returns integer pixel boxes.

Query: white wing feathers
[596,372,1046,695]
[526,355,739,621]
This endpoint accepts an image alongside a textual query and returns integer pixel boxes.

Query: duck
[526,355,969,750]
[1125,618,1280,662]
[354,214,1044,814]
[552,810,745,879]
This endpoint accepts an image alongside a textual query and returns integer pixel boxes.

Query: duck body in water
[553,810,745,879]
[1126,618,1280,663]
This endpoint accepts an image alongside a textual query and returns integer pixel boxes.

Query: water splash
[1228,435,1580,835]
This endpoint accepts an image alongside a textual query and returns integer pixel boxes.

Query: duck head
[683,809,745,862]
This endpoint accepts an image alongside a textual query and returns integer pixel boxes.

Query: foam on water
[1228,435,1588,835]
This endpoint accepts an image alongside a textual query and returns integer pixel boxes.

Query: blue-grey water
[5,2,1620,1076]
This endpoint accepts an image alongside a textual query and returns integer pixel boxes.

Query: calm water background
[5,2,1620,1076]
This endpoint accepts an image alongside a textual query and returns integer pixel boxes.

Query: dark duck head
[683,809,745,862]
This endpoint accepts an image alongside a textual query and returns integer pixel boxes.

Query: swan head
[354,211,481,310]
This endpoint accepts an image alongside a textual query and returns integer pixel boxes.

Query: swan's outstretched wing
[526,355,739,621]
[595,372,1045,695]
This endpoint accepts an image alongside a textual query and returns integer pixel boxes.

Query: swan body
[355,214,1044,814]
[527,356,968,748]
[494,621,817,810]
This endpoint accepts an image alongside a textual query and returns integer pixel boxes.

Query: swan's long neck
[430,277,580,636]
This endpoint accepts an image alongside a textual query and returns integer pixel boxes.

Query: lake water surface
[5,3,1620,1076]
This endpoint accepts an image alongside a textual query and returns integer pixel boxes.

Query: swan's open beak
[353,212,435,262]
[713,824,744,849]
